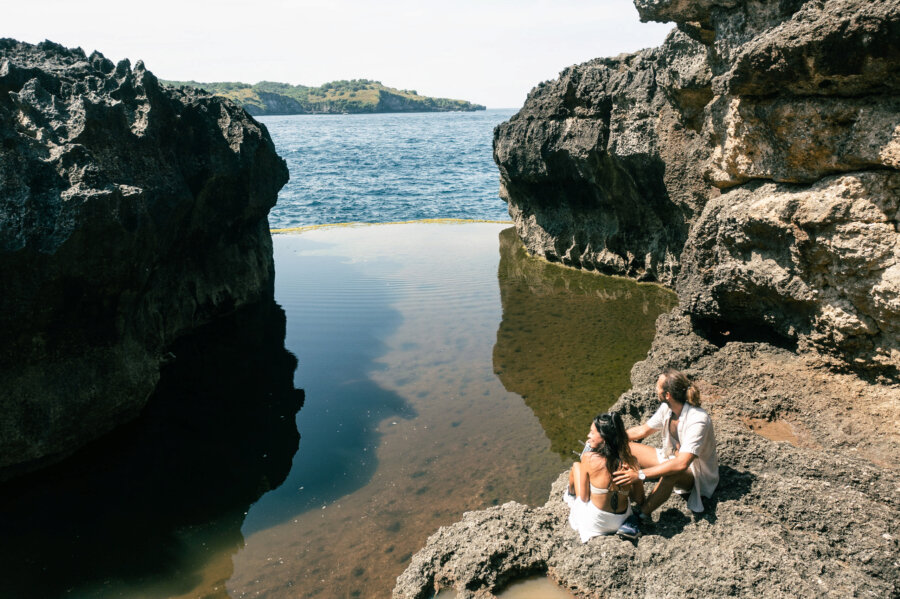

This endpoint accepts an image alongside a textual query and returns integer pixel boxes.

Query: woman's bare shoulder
[584,452,607,472]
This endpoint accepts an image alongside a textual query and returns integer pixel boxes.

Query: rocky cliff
[494,0,899,377]
[0,40,289,480]
[397,1,900,597]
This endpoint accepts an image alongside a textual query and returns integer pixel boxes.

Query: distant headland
[162,78,486,115]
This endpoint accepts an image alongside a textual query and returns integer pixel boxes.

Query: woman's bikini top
[589,482,607,494]
[589,480,628,513]
[589,482,627,494]
[587,455,628,497]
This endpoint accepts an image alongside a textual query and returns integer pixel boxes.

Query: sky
[6,0,674,108]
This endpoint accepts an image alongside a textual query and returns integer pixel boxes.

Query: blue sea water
[258,109,517,228]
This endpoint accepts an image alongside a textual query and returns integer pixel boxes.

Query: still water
[226,223,673,599]
[0,222,674,598]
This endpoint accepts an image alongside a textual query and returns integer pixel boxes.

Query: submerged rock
[0,39,289,479]
[400,0,900,596]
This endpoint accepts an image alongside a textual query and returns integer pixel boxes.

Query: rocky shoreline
[395,0,899,596]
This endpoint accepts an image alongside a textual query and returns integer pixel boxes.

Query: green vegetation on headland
[162,78,486,115]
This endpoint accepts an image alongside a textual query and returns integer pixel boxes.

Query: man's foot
[616,513,641,540]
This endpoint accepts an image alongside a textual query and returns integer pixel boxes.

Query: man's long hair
[660,368,701,407]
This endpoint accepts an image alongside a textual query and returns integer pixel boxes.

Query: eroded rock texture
[0,40,288,479]
[494,0,900,375]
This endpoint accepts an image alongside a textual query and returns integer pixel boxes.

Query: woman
[564,412,644,543]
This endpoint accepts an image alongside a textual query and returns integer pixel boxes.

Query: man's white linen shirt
[647,402,719,512]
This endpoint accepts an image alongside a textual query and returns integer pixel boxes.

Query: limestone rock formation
[494,0,900,376]
[680,171,900,373]
[398,1,900,596]
[0,40,289,479]
[492,31,712,286]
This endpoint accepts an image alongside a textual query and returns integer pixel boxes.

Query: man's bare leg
[629,475,646,507]
[627,443,659,514]
[629,442,660,470]
[643,470,694,515]
[628,442,694,516]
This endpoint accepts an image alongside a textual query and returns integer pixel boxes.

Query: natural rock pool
[0,222,674,598]
[230,223,675,599]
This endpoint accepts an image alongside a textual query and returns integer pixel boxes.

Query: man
[612,368,719,538]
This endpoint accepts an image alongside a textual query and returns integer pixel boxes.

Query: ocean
[260,109,517,229]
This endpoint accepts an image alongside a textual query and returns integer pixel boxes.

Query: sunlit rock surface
[0,39,289,479]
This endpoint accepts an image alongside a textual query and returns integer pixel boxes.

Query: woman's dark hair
[592,412,636,490]
[660,367,701,407]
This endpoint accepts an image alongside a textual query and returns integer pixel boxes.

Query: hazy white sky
[7,0,673,108]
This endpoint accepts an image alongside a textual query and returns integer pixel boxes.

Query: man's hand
[613,464,637,487]
[616,452,696,486]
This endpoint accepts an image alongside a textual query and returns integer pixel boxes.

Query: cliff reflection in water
[493,227,676,457]
[0,299,304,598]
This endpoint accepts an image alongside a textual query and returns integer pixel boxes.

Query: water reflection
[493,227,676,458]
[0,299,303,598]
[239,234,416,536]
[227,224,565,599]
[0,225,675,599]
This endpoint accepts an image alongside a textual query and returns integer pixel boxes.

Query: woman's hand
[612,465,637,487]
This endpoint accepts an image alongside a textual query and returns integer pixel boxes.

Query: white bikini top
[589,482,609,494]
[590,482,628,494]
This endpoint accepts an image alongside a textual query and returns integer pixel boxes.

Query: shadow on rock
[651,508,692,539]
[649,466,756,538]
[0,299,304,598]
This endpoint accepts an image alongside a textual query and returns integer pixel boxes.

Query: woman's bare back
[583,452,629,514]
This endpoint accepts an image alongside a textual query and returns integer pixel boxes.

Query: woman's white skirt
[563,492,631,543]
